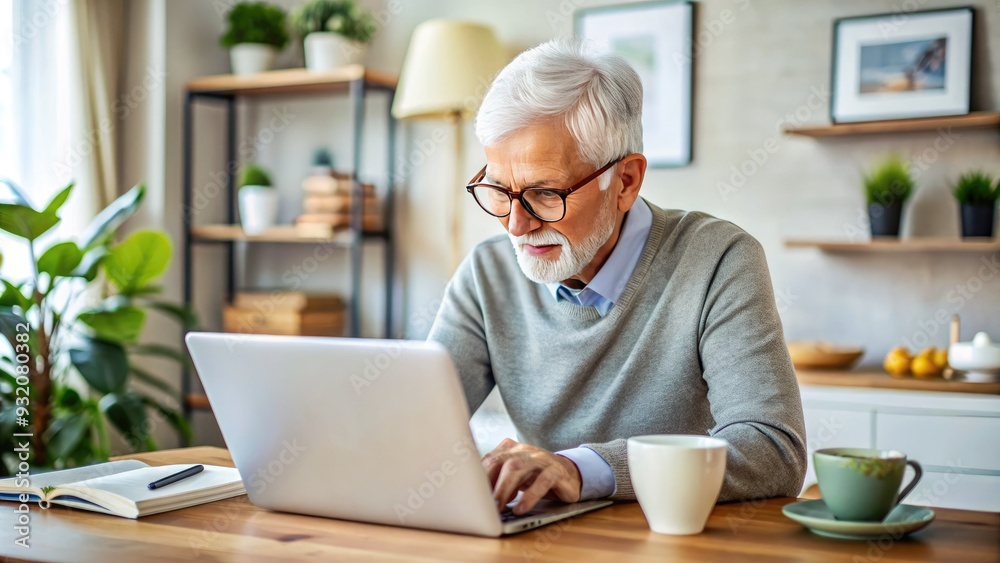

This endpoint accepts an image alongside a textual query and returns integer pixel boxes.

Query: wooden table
[2,447,997,562]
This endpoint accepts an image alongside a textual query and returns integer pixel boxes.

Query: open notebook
[0,460,245,518]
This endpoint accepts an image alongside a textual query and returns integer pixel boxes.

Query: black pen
[148,465,204,490]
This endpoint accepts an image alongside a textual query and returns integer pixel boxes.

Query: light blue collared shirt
[544,198,653,317]
[551,198,653,500]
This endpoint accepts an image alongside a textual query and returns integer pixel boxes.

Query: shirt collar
[544,198,653,309]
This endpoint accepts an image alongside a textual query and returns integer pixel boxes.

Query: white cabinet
[801,407,872,489]
[904,471,1000,511]
[799,385,1000,512]
[874,413,1000,471]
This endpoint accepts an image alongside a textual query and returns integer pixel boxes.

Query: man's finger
[480,451,507,485]
[548,473,580,504]
[492,455,532,511]
[513,465,560,515]
[549,457,582,503]
[482,438,525,485]
[496,437,518,451]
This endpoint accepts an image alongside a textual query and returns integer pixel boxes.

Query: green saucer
[782,500,935,540]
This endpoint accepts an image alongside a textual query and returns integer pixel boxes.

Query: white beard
[508,191,617,284]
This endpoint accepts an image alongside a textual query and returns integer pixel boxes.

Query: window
[1,0,14,182]
[0,0,74,283]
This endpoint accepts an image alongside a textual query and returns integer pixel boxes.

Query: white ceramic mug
[627,435,728,535]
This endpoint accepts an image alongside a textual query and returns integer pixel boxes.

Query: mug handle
[895,460,923,505]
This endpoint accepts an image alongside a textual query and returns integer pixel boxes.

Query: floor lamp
[392,20,507,272]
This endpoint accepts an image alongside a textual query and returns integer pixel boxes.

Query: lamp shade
[392,20,507,120]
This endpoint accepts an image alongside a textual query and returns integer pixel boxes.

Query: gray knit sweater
[428,201,807,501]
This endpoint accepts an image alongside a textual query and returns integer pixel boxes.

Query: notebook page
[66,464,243,503]
[0,460,149,492]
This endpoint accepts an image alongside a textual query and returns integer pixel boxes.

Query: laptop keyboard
[500,508,546,522]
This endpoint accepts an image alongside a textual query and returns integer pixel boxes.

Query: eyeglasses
[465,159,620,223]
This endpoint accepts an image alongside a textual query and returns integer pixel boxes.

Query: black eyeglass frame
[465,158,621,223]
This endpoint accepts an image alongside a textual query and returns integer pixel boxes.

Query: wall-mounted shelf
[190,224,387,244]
[783,111,1000,138]
[785,237,1000,253]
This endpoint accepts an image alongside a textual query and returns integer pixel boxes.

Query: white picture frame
[575,1,693,167]
[831,7,973,123]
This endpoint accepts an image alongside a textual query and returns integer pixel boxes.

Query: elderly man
[428,39,806,516]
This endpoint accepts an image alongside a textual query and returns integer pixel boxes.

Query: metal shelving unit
[180,65,397,420]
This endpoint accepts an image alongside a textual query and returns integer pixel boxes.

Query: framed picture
[575,1,693,167]
[831,6,974,123]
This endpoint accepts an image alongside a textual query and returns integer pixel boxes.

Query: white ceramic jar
[303,32,365,71]
[238,186,279,235]
[229,43,278,75]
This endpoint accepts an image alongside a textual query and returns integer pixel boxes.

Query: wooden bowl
[788,341,865,370]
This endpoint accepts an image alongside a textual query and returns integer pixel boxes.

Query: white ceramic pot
[238,186,279,235]
[303,32,365,71]
[230,43,277,76]
[949,332,1000,372]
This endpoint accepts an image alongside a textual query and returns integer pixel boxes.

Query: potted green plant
[310,147,334,176]
[0,182,195,473]
[863,155,914,238]
[290,0,376,72]
[220,2,289,76]
[238,163,278,235]
[953,171,999,238]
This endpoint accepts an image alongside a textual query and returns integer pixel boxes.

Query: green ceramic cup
[813,448,923,522]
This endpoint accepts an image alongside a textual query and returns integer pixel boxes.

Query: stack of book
[223,290,346,337]
[296,172,382,234]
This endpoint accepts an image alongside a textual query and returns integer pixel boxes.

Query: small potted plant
[238,163,279,235]
[220,2,289,76]
[863,155,914,238]
[953,171,999,238]
[310,147,334,176]
[290,0,376,72]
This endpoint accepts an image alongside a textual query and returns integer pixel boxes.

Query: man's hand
[481,438,581,514]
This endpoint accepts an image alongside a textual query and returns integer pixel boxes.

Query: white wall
[121,0,1000,446]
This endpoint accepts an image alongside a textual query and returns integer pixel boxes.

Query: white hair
[475,39,643,190]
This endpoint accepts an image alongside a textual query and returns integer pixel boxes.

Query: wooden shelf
[796,368,1000,395]
[783,111,1000,137]
[185,65,397,96]
[190,224,387,244]
[184,368,998,412]
[784,237,1000,253]
[186,393,211,410]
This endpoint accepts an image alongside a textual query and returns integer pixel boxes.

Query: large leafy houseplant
[0,182,195,475]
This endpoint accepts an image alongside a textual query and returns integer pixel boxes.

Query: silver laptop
[185,332,611,536]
